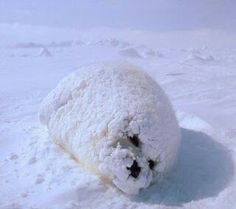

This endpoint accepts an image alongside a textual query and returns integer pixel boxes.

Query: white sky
[0,0,235,31]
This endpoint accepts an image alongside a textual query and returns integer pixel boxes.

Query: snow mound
[186,50,215,63]
[119,48,142,58]
[93,38,130,48]
[39,62,180,194]
[39,47,52,57]
[105,38,120,47]
[145,49,164,58]
[135,45,164,58]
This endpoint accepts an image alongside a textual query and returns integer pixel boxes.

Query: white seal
[39,62,180,194]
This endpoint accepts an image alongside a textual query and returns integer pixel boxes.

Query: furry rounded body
[39,62,180,194]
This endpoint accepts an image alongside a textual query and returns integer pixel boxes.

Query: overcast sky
[0,0,235,31]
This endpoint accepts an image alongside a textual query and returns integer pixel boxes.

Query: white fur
[39,62,180,194]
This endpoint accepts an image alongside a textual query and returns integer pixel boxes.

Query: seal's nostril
[148,159,155,170]
[127,160,141,178]
[128,134,140,147]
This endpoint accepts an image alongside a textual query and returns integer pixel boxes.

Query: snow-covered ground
[0,25,236,209]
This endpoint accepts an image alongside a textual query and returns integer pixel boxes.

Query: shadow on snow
[132,128,234,206]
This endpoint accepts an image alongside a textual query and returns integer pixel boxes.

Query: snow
[39,47,51,57]
[39,62,180,194]
[0,25,236,208]
[119,48,142,58]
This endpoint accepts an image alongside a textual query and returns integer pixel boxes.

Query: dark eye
[128,134,140,147]
[127,160,141,178]
[148,159,155,170]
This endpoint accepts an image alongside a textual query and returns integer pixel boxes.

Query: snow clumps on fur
[39,62,180,194]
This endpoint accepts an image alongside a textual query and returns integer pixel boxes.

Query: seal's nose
[126,160,141,178]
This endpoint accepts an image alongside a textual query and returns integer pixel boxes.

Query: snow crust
[39,62,180,194]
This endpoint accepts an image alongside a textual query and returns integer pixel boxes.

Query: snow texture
[119,48,142,58]
[39,62,180,194]
[39,47,51,57]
